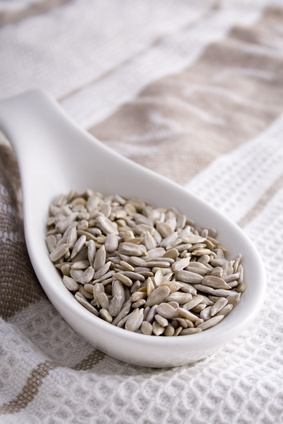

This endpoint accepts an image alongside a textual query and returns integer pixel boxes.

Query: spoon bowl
[0,90,266,367]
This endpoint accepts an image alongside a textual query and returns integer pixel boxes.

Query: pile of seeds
[46,189,246,336]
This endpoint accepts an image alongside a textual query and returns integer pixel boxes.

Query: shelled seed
[46,190,245,337]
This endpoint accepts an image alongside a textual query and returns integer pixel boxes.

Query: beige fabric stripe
[0,145,46,319]
[0,0,72,28]
[73,350,106,371]
[0,361,57,415]
[238,172,283,228]
[88,4,283,186]
[0,351,105,415]
[230,4,283,44]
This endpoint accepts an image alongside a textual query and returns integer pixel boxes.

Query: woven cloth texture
[0,0,283,423]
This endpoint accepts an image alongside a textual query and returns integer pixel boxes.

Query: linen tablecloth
[0,0,283,422]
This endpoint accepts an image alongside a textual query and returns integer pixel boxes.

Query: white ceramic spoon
[0,90,266,368]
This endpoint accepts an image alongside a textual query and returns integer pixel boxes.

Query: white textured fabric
[0,0,283,423]
[187,114,283,222]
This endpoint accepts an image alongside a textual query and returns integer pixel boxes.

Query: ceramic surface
[0,90,266,367]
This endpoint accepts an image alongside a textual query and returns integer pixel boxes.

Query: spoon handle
[0,90,92,167]
[0,90,58,151]
[0,90,118,196]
